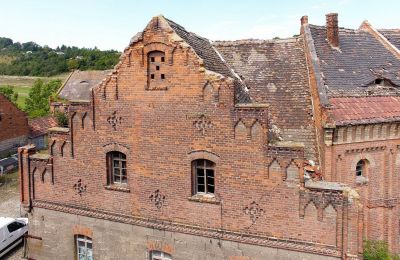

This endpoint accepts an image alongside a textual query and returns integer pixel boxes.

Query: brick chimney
[326,13,339,47]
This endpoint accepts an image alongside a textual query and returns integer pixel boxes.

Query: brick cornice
[345,146,386,154]
[32,200,341,258]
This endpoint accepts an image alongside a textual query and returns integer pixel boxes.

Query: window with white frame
[76,235,93,260]
[150,250,172,260]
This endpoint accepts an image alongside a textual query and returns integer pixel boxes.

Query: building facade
[302,14,400,255]
[19,14,400,259]
[0,93,28,158]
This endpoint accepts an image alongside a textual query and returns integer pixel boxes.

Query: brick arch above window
[350,154,375,170]
[187,150,220,163]
[72,225,93,238]
[142,42,173,65]
[102,142,131,155]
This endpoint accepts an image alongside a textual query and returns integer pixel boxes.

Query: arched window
[192,159,215,195]
[150,250,172,260]
[356,160,366,177]
[106,151,127,185]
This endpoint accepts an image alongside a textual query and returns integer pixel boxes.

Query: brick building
[0,93,28,158]
[19,14,400,259]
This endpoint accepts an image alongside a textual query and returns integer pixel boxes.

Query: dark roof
[380,29,400,50]
[329,96,400,125]
[29,116,58,138]
[309,25,400,97]
[164,18,251,104]
[58,70,111,101]
[214,38,317,159]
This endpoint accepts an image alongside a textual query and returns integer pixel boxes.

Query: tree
[24,79,61,118]
[0,85,18,103]
[0,37,13,49]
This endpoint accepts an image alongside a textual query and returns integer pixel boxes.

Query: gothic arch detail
[235,120,247,139]
[251,121,263,141]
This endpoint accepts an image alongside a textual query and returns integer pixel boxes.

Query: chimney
[301,15,308,25]
[326,13,339,47]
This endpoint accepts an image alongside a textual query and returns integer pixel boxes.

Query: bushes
[363,240,400,260]
[55,111,68,127]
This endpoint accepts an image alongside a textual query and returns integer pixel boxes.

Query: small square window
[161,57,165,62]
[151,74,155,79]
[161,74,165,80]
[156,66,160,71]
[151,57,155,62]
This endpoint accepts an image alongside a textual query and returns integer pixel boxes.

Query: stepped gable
[164,17,251,104]
[213,38,317,159]
[309,25,400,97]
[58,70,111,101]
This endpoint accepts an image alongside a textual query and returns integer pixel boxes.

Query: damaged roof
[214,38,317,159]
[164,17,251,104]
[379,29,400,50]
[29,116,58,138]
[58,70,111,101]
[309,25,400,97]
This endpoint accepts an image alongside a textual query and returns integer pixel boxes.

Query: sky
[1,0,399,51]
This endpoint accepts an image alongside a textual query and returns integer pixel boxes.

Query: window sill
[188,194,220,205]
[356,176,369,185]
[104,184,130,193]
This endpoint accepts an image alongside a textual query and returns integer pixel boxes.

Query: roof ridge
[213,38,299,46]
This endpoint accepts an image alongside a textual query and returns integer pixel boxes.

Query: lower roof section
[329,96,400,126]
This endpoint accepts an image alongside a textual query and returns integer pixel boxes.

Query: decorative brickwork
[16,14,380,260]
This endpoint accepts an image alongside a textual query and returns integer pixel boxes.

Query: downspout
[19,149,24,203]
[27,155,32,212]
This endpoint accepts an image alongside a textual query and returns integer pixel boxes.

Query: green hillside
[0,37,120,77]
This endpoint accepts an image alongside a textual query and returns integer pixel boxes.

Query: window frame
[192,159,215,195]
[7,221,25,233]
[356,160,366,177]
[106,151,127,185]
[149,250,172,260]
[75,235,93,260]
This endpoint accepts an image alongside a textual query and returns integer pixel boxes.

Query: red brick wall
[0,94,28,142]
[21,18,353,258]
[323,128,400,253]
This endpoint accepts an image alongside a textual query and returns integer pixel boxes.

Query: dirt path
[0,172,24,259]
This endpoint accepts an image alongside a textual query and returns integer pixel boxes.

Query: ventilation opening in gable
[375,78,383,85]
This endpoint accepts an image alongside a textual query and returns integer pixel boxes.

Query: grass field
[0,73,69,108]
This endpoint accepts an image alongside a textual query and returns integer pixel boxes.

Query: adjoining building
[28,116,58,150]
[0,93,28,158]
[50,69,112,114]
[19,14,400,259]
